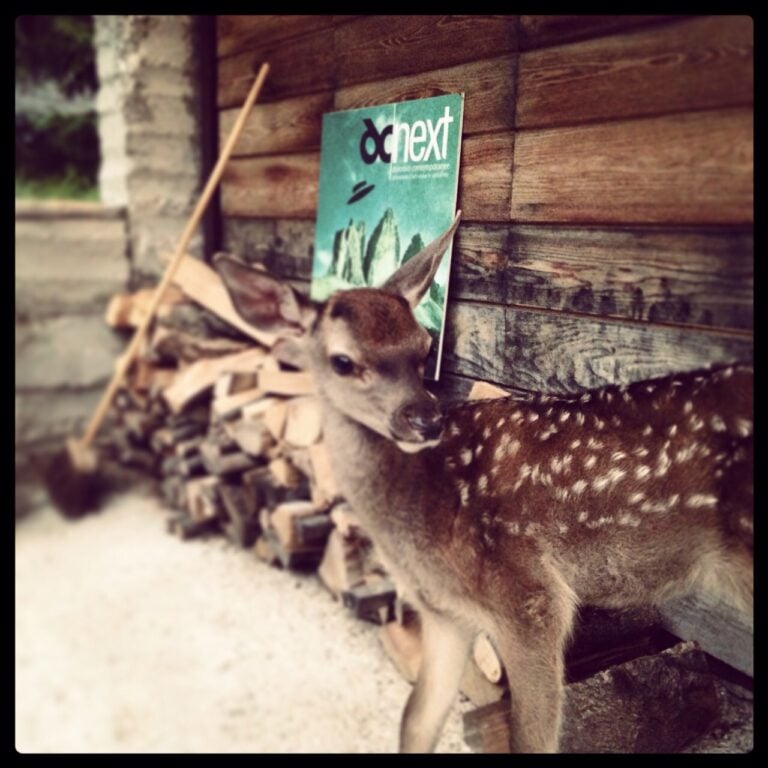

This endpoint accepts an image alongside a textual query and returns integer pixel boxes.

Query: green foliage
[15,16,97,96]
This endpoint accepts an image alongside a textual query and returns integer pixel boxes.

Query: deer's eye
[330,354,355,376]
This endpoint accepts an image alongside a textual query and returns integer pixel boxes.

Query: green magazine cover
[311,93,465,380]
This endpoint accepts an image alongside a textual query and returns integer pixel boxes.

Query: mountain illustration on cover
[311,93,464,380]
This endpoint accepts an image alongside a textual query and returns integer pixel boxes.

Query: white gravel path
[15,488,473,753]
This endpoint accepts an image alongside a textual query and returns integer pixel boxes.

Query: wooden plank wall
[215,15,753,399]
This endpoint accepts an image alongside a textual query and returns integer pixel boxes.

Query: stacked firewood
[101,257,512,709]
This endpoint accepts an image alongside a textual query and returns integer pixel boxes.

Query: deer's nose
[401,402,445,440]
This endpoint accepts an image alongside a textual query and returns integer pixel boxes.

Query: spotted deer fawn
[215,213,753,753]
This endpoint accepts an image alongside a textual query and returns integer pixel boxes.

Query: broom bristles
[44,441,103,518]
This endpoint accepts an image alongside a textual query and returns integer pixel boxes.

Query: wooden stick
[76,63,270,450]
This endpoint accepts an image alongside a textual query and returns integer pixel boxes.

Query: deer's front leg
[399,608,473,753]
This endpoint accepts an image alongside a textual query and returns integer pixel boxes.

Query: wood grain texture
[220,92,333,156]
[220,153,320,219]
[217,15,337,58]
[502,226,753,330]
[217,27,336,108]
[334,15,517,86]
[518,15,674,50]
[517,16,753,129]
[334,56,516,135]
[444,302,753,393]
[510,108,753,225]
[459,133,515,222]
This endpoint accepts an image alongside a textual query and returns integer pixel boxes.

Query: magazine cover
[311,93,464,380]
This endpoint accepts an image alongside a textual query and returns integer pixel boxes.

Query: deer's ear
[380,211,461,309]
[214,253,317,335]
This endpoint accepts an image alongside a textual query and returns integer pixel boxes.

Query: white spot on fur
[557,523,569,534]
[667,424,678,438]
[686,493,718,509]
[478,474,488,493]
[683,401,693,414]
[646,384,655,394]
[482,426,491,440]
[510,411,524,424]
[545,406,554,417]
[735,418,752,437]
[668,493,680,508]
[655,449,671,478]
[538,425,558,440]
[721,367,734,378]
[593,417,605,430]
[675,445,696,463]
[628,491,645,505]
[559,410,571,423]
[623,391,633,403]
[473,410,482,422]
[524,522,541,537]
[611,415,622,427]
[527,412,539,423]
[553,487,570,502]
[505,521,520,536]
[635,465,651,480]
[460,449,473,466]
[577,511,589,523]
[689,415,705,431]
[576,412,586,426]
[496,417,506,428]
[587,437,604,450]
[633,446,649,458]
[459,483,470,507]
[618,513,641,527]
[642,425,653,436]
[570,439,582,450]
[611,450,627,462]
[711,415,726,432]
[449,423,461,437]
[572,479,588,495]
[584,455,597,470]
[641,499,669,514]
[580,392,591,403]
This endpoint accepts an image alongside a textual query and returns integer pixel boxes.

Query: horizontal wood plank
[334,55,516,135]
[510,108,753,225]
[502,225,753,330]
[220,92,333,156]
[217,27,337,108]
[459,133,515,222]
[518,15,674,50]
[444,302,753,393]
[517,16,753,129]
[217,15,337,59]
[221,153,320,219]
[334,15,517,86]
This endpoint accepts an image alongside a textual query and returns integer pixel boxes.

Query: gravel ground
[15,488,473,754]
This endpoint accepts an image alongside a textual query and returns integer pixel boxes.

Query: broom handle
[79,62,270,449]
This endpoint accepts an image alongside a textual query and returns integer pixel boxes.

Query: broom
[44,63,270,517]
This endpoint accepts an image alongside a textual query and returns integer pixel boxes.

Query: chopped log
[258,368,315,397]
[224,418,274,457]
[468,380,511,400]
[282,396,323,447]
[253,532,281,565]
[218,482,260,548]
[263,399,289,441]
[185,476,222,521]
[200,446,256,476]
[170,253,278,347]
[177,454,206,478]
[161,476,185,509]
[174,436,205,459]
[473,633,504,685]
[318,527,366,598]
[270,500,318,551]
[163,347,266,413]
[264,528,324,570]
[268,456,302,488]
[150,325,249,364]
[308,441,340,508]
[167,511,218,540]
[212,386,265,420]
[293,513,334,548]
[329,502,362,537]
[342,574,397,624]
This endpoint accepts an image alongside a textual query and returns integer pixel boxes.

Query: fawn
[215,214,753,753]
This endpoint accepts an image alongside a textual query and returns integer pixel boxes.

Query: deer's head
[215,212,461,453]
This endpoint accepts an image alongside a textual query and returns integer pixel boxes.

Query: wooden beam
[518,15,673,50]
[510,108,753,225]
[458,133,515,223]
[217,15,337,59]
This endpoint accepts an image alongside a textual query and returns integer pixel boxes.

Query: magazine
[311,93,465,380]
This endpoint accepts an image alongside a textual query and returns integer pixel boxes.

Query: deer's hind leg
[487,560,578,752]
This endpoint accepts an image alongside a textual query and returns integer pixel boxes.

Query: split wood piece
[341,574,397,625]
[283,396,323,447]
[329,502,362,537]
[171,253,278,348]
[163,347,266,413]
[258,368,315,397]
[270,500,320,552]
[160,455,180,477]
[174,436,205,459]
[268,456,302,488]
[116,445,157,473]
[151,325,249,364]
[121,410,156,443]
[263,399,289,441]
[167,512,219,540]
[264,528,324,571]
[218,482,260,548]
[177,454,207,478]
[307,441,340,509]
[293,513,334,549]
[212,386,265,420]
[161,475,186,510]
[473,633,504,685]
[379,617,422,684]
[185,476,222,522]
[105,285,188,329]
[131,358,176,394]
[214,370,260,400]
[224,419,275,457]
[284,446,313,481]
[253,532,281,566]
[468,380,511,400]
[318,528,366,599]
[199,444,256,477]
